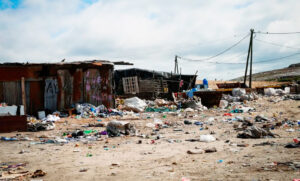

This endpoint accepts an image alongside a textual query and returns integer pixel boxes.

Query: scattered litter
[106,120,136,137]
[187,149,204,154]
[31,170,46,178]
[199,135,216,142]
[237,126,278,139]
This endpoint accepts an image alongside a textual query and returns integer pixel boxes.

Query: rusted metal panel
[0,61,115,114]
[44,78,58,112]
[216,82,246,89]
[29,81,44,115]
[0,116,27,133]
[73,69,83,103]
[84,69,102,106]
[99,67,114,108]
[0,66,42,81]
[57,70,73,110]
[25,81,30,113]
[0,82,3,102]
[83,67,114,108]
[2,81,22,106]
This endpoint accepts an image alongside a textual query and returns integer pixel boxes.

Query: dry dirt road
[0,97,299,181]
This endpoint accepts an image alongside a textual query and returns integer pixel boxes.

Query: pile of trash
[0,162,46,180]
[144,99,178,112]
[106,120,136,137]
[222,88,259,103]
[284,94,300,100]
[264,87,290,96]
[237,125,278,138]
[27,116,56,132]
[27,122,55,132]
[1,134,33,141]
[75,103,123,118]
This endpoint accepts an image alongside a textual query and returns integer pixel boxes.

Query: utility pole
[174,55,179,74]
[243,29,254,88]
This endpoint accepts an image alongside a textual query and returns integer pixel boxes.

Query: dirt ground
[0,96,299,181]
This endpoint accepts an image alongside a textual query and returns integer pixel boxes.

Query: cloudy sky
[0,0,300,80]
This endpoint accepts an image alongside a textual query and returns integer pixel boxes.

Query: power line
[178,33,250,62]
[213,52,248,63]
[254,38,300,50]
[254,52,300,63]
[193,52,300,65]
[255,31,300,35]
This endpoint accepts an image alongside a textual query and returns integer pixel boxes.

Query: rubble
[0,82,299,180]
[123,97,147,112]
[237,126,278,138]
[27,121,55,132]
[106,120,136,137]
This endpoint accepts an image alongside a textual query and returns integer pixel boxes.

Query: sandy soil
[0,97,299,181]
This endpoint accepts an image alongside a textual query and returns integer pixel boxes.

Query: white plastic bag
[199,135,216,142]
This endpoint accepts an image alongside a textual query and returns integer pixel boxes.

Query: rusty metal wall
[28,81,44,115]
[83,67,114,108]
[2,81,22,106]
[98,67,114,108]
[0,82,3,103]
[44,78,58,112]
[73,69,83,103]
[0,63,114,115]
[0,66,42,81]
[57,70,73,110]
[84,69,102,106]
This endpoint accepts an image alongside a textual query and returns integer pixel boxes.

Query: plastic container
[38,111,46,119]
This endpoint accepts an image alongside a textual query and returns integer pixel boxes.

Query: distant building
[114,68,197,99]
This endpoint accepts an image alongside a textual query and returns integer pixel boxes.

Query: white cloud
[0,0,300,79]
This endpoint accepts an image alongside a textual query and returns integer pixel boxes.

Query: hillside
[232,63,300,82]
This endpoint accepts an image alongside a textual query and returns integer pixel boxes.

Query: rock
[204,147,217,153]
[184,120,192,125]
[79,168,88,172]
[187,149,204,154]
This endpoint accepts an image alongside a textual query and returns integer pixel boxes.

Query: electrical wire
[177,33,250,62]
[254,38,300,50]
[255,31,300,34]
[192,52,300,64]
[254,52,300,63]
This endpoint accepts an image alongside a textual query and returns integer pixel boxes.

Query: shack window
[122,76,139,94]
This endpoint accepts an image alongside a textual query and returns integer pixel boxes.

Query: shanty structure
[0,60,115,116]
[114,68,197,99]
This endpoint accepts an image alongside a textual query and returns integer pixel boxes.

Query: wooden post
[249,29,254,88]
[244,29,254,87]
[21,77,26,115]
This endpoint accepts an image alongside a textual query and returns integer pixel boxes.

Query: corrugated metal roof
[0,60,114,66]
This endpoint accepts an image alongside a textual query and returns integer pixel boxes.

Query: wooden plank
[21,77,26,114]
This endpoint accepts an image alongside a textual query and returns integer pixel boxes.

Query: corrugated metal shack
[114,68,197,99]
[0,60,115,116]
